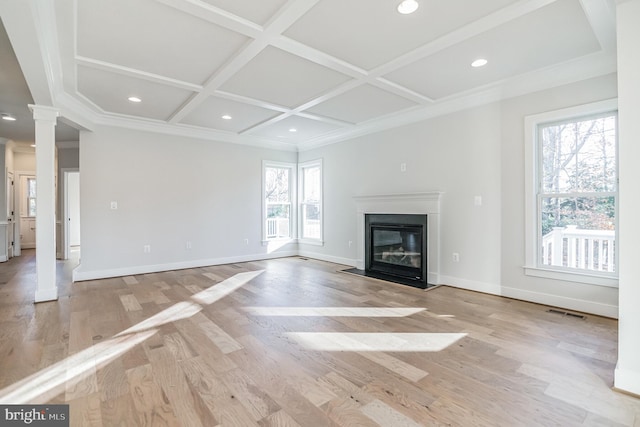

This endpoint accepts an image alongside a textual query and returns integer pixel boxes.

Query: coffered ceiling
[0,0,617,150]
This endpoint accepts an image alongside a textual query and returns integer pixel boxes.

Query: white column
[615,0,640,396]
[29,105,59,303]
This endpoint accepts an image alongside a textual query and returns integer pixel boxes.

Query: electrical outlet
[144,245,151,253]
[244,238,249,245]
[348,240,353,248]
[474,195,482,206]
[186,241,192,250]
[400,162,407,172]
[110,201,118,210]
[452,252,460,262]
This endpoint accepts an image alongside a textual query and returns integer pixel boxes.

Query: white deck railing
[266,218,290,239]
[541,225,615,272]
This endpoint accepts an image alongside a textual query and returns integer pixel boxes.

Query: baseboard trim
[297,250,356,268]
[35,287,58,302]
[437,276,617,318]
[72,251,298,282]
[438,275,502,295]
[501,285,618,318]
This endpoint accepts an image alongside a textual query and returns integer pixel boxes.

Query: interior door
[19,174,36,249]
[6,171,14,258]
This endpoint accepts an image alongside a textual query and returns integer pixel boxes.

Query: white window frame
[524,98,618,287]
[262,160,296,245]
[298,159,324,246]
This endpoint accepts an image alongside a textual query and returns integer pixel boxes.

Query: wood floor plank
[126,364,180,427]
[0,252,633,427]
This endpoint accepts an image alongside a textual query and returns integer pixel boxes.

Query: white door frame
[7,170,14,259]
[62,168,80,260]
[14,170,36,257]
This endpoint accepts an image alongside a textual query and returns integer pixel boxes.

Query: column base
[35,287,58,303]
[614,364,640,397]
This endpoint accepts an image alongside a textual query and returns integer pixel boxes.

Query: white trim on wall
[73,250,298,282]
[523,98,618,286]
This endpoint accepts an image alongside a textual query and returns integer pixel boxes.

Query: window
[524,99,618,286]
[263,161,295,242]
[27,178,37,217]
[299,160,323,243]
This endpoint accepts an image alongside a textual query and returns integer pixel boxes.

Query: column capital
[28,104,59,123]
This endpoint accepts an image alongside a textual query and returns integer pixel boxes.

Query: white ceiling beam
[579,0,617,51]
[76,56,203,92]
[167,0,322,124]
[154,0,263,38]
[0,0,56,105]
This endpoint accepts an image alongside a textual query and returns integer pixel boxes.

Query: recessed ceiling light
[128,96,142,103]
[471,58,488,68]
[289,128,297,133]
[221,115,232,120]
[1,114,16,121]
[397,0,419,14]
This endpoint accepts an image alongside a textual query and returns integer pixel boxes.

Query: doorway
[62,170,80,260]
[6,171,15,259]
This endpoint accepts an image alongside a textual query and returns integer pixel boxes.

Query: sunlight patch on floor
[0,270,264,404]
[243,307,426,317]
[0,330,156,404]
[191,270,264,305]
[116,301,202,336]
[286,332,467,352]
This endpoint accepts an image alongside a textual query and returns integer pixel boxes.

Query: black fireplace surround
[365,213,428,288]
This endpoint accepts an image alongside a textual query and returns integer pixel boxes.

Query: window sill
[523,266,618,288]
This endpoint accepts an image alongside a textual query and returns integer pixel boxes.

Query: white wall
[300,73,618,317]
[75,125,297,280]
[13,151,35,171]
[299,103,503,292]
[500,73,618,317]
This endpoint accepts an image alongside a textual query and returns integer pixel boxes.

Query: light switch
[474,196,482,206]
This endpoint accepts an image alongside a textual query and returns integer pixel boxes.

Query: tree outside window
[264,166,291,239]
[538,113,617,273]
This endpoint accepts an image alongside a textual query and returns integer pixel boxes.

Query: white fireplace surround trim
[354,192,443,285]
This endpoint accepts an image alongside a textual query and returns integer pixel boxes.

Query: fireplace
[365,214,428,288]
[353,192,442,287]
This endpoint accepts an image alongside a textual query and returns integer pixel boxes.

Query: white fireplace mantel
[354,192,443,285]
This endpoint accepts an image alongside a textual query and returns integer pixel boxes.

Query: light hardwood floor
[1,251,638,426]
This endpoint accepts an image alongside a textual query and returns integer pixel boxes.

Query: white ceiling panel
[200,0,289,25]
[77,66,195,121]
[247,115,347,142]
[284,0,521,70]
[220,46,352,108]
[306,84,419,124]
[384,0,601,100]
[77,0,249,85]
[2,0,617,149]
[181,95,279,132]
